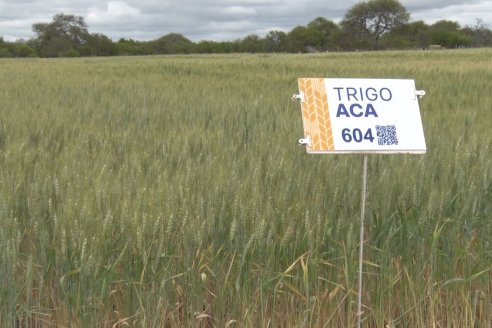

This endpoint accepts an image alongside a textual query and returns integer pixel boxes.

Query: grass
[0,49,491,327]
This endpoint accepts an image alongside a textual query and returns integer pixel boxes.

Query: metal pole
[357,155,368,328]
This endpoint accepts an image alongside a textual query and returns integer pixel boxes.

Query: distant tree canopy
[468,19,492,47]
[1,1,491,58]
[0,37,36,57]
[340,0,410,49]
[307,17,340,51]
[32,13,90,57]
[428,20,473,48]
[31,13,118,57]
[150,33,195,54]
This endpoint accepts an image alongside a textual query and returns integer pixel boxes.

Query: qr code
[376,125,398,145]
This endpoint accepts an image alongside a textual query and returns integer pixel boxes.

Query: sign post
[293,78,426,327]
[357,154,368,326]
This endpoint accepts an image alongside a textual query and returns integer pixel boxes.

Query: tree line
[1,0,491,58]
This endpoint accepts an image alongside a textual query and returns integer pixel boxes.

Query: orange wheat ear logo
[298,78,334,152]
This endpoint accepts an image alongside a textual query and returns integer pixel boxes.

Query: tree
[238,34,266,53]
[340,0,410,49]
[286,25,321,52]
[79,33,117,56]
[264,30,287,52]
[0,37,13,57]
[115,38,153,56]
[383,20,430,49]
[32,13,90,57]
[151,33,195,54]
[11,40,36,57]
[428,20,472,48]
[462,18,492,47]
[307,17,340,51]
[195,40,237,53]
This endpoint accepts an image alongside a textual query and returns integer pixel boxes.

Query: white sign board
[297,78,426,154]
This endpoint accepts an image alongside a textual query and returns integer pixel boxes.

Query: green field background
[0,49,491,327]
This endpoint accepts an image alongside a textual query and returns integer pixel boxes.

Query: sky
[1,0,491,42]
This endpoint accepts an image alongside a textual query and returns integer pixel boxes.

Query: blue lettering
[350,104,363,117]
[334,87,344,101]
[380,88,392,101]
[336,104,350,117]
[336,103,379,117]
[347,88,358,101]
[366,87,378,101]
[332,86,393,102]
[365,103,378,117]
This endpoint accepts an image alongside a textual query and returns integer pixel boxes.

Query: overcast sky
[1,0,491,42]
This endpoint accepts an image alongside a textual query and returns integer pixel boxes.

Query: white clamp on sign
[298,136,311,147]
[292,92,304,101]
[293,92,308,146]
[415,90,426,98]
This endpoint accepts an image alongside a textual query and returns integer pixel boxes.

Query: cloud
[401,0,483,11]
[409,0,492,27]
[1,0,491,42]
[88,1,142,24]
[223,6,256,16]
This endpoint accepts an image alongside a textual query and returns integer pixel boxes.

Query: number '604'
[341,128,375,143]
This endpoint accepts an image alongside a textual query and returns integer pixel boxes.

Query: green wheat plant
[0,49,490,327]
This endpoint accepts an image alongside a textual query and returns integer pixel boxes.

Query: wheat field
[0,49,491,327]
